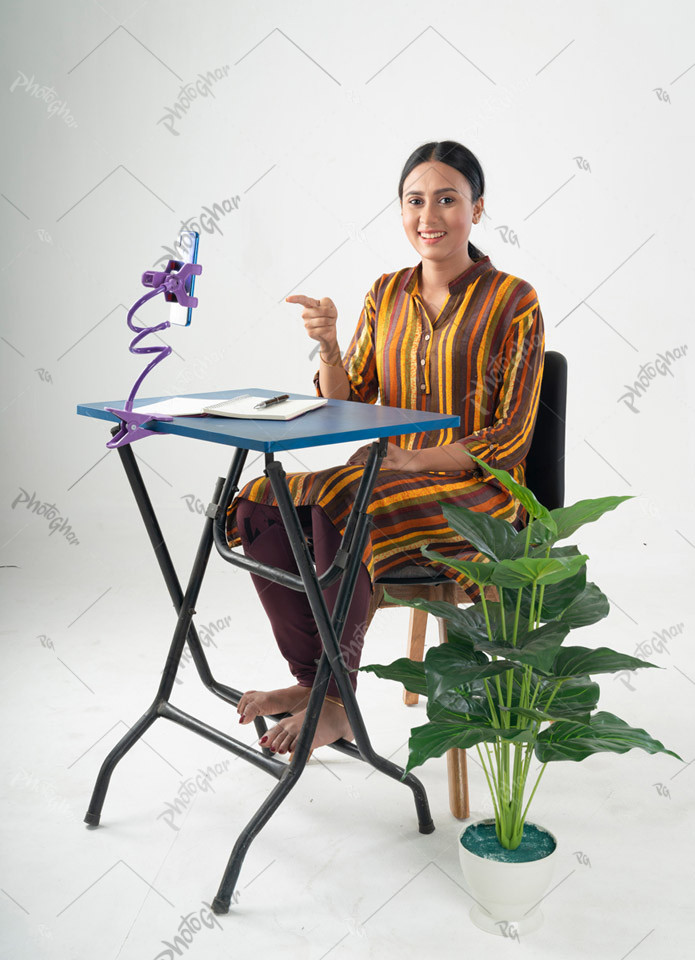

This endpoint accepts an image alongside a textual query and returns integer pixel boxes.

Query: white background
[1,2,694,958]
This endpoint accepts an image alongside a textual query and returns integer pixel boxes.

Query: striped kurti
[226,253,545,598]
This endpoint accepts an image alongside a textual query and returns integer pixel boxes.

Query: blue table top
[76,388,460,453]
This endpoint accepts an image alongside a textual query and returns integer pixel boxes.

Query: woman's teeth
[420,232,446,239]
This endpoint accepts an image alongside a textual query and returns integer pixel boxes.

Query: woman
[228,140,545,756]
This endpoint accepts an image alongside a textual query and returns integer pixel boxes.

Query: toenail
[239,714,245,722]
[260,736,267,743]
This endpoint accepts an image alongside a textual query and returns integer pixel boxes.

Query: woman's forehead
[403,161,469,194]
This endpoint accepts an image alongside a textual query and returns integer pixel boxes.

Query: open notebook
[203,394,327,421]
[132,394,327,420]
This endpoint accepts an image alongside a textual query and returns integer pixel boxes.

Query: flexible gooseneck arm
[105,259,202,449]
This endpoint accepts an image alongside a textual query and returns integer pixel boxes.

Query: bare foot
[258,697,354,755]
[237,684,312,725]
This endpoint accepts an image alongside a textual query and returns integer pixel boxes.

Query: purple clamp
[106,258,202,450]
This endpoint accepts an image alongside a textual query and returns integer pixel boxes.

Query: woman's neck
[419,249,477,292]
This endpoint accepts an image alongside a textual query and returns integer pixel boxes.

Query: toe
[260,722,286,752]
[237,690,256,715]
[239,693,262,724]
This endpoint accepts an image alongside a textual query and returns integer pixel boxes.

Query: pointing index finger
[285,294,321,308]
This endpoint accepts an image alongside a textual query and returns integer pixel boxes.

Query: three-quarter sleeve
[458,286,545,473]
[313,279,380,403]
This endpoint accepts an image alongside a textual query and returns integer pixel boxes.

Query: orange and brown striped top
[226,252,545,594]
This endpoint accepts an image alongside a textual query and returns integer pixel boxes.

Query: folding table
[76,388,460,914]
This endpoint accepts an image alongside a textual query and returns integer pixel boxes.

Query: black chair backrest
[524,350,567,512]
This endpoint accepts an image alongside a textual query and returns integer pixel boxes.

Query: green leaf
[503,564,587,624]
[405,720,532,775]
[443,627,490,665]
[424,645,515,704]
[553,646,660,677]
[381,591,490,648]
[426,688,491,723]
[491,553,589,589]
[518,620,572,670]
[535,676,600,719]
[529,544,583,559]
[381,590,461,623]
[499,705,566,724]
[440,502,520,561]
[467,452,556,533]
[359,657,428,696]
[529,496,633,545]
[475,621,570,673]
[558,582,610,628]
[420,546,496,585]
[534,710,682,762]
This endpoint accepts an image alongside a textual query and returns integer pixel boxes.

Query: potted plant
[360,453,681,936]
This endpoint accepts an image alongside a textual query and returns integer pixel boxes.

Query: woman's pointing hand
[285,294,339,353]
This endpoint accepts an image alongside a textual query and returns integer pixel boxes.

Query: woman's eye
[408,196,454,205]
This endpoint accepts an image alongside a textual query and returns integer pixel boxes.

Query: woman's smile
[419,230,447,244]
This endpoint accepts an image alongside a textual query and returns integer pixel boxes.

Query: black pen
[254,394,290,409]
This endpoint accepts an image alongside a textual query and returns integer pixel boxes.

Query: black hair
[398,141,485,260]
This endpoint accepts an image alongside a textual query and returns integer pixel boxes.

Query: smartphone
[168,230,200,326]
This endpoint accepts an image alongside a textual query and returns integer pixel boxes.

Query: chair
[366,351,568,819]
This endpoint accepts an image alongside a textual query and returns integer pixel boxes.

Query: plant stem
[528,580,538,630]
[476,744,501,822]
[481,589,507,727]
[498,586,508,644]
[535,583,546,629]
[520,761,549,825]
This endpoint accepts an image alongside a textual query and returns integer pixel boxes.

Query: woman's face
[400,160,484,270]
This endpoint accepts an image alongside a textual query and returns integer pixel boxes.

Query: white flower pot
[457,819,558,937]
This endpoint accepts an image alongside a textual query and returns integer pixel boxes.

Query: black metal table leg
[210,442,434,914]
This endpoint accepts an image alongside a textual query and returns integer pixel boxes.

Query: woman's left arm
[362,441,476,473]
[347,287,545,474]
[455,289,545,474]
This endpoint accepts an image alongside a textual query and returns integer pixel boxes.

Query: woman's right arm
[316,346,351,400]
[285,294,350,400]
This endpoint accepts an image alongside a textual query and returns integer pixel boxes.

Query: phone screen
[168,230,200,326]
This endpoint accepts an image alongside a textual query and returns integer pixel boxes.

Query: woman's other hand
[347,441,414,471]
[285,294,339,355]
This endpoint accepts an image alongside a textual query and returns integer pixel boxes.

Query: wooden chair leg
[403,607,427,706]
[437,617,470,819]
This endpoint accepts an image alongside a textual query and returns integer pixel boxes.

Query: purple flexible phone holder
[105,259,202,449]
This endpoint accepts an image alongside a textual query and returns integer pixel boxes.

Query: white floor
[1,518,693,960]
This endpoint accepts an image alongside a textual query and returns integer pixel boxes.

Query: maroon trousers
[235,498,373,700]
